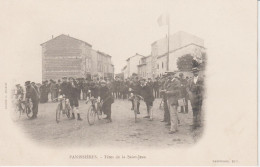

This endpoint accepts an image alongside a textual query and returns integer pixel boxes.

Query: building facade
[41,34,114,81]
[125,53,144,78]
[123,31,206,79]
[137,55,152,79]
[121,65,128,79]
[151,31,205,78]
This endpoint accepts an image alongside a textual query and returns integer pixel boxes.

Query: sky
[0,0,255,84]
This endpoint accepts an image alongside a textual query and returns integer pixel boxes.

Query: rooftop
[40,34,92,47]
[126,53,145,61]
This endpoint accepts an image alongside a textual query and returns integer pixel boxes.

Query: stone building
[41,34,114,81]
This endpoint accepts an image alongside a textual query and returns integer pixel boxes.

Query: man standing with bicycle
[25,81,39,119]
[99,80,114,123]
[67,77,82,121]
[129,76,142,114]
[140,78,154,121]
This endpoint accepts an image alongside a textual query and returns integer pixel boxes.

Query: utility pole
[167,14,170,71]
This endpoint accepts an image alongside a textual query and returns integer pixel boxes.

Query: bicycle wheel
[26,101,33,118]
[56,103,62,123]
[133,100,138,123]
[12,103,22,121]
[87,106,96,125]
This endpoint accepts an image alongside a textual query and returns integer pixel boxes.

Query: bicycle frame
[131,94,143,123]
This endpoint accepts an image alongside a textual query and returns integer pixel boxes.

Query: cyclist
[99,80,114,123]
[25,81,39,119]
[67,77,82,121]
[14,84,24,111]
[88,76,100,98]
[59,77,71,115]
[59,77,69,97]
[129,76,142,114]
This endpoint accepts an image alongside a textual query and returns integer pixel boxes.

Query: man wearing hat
[25,81,39,119]
[129,76,142,114]
[179,73,189,114]
[67,77,82,120]
[39,81,48,103]
[186,67,204,130]
[31,82,40,99]
[160,72,173,125]
[60,77,69,97]
[99,80,114,122]
[165,71,181,134]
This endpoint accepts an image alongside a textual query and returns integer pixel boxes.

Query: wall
[168,44,206,72]
[128,55,143,77]
[42,35,86,81]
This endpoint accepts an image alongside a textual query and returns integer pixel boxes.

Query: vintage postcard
[0,0,258,166]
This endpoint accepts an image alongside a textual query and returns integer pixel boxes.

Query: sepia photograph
[0,0,258,166]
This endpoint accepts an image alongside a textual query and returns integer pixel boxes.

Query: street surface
[14,99,203,148]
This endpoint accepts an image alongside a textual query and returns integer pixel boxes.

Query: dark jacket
[153,80,160,89]
[130,81,141,95]
[186,76,204,108]
[67,81,80,99]
[26,86,39,102]
[60,82,69,97]
[166,78,181,106]
[179,78,188,98]
[99,86,114,104]
[89,81,100,98]
[140,83,154,103]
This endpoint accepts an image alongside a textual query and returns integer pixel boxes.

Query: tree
[177,54,194,71]
[200,52,207,70]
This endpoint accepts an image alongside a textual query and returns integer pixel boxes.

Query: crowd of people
[13,67,204,133]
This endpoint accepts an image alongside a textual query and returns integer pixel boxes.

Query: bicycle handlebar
[131,94,144,100]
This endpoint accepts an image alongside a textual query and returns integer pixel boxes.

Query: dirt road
[14,99,203,148]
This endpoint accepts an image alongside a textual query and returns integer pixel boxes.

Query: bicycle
[55,95,71,123]
[129,93,143,123]
[85,90,103,125]
[25,99,34,118]
[12,96,26,120]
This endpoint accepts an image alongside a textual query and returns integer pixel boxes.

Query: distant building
[41,34,114,81]
[121,65,127,79]
[125,53,144,78]
[137,55,152,79]
[151,31,206,77]
[91,50,114,79]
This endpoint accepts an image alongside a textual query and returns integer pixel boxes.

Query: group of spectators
[159,67,204,133]
[13,67,204,133]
